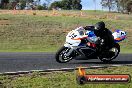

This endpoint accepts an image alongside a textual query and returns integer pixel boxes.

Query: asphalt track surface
[0,53,131,73]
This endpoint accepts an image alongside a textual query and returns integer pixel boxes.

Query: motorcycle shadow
[71,60,132,65]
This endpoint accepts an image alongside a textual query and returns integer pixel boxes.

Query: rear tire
[55,46,73,63]
[99,43,120,63]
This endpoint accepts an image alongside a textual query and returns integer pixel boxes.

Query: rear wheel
[99,43,120,63]
[55,46,73,63]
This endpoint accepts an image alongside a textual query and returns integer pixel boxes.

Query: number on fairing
[121,32,125,36]
[69,33,77,38]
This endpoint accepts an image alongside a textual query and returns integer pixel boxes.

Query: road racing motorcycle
[55,27,127,63]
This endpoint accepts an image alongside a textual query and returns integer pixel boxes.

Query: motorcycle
[55,26,127,63]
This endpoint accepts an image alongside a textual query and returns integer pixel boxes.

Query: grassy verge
[0,11,131,53]
[0,66,132,88]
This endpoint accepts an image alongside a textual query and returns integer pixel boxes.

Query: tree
[49,1,62,10]
[101,0,116,12]
[72,0,82,10]
[115,0,132,13]
[118,0,126,12]
[43,3,48,10]
[2,0,9,3]
[45,0,52,7]
[37,5,45,10]
[19,0,26,9]
[49,0,82,10]
[61,0,72,10]
[1,0,9,9]
[27,0,34,3]
[18,0,34,9]
[35,0,40,5]
[115,0,120,12]
[93,0,96,11]
[126,0,132,12]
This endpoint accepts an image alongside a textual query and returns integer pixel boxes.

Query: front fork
[65,48,74,57]
[64,43,80,58]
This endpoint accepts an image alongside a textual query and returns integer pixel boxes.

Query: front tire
[99,43,120,63]
[55,46,73,63]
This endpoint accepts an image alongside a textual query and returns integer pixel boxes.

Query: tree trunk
[108,0,111,12]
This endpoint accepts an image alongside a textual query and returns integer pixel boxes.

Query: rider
[84,21,115,51]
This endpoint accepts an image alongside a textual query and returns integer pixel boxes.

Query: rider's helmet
[95,21,105,31]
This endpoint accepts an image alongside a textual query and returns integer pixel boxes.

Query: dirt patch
[0,19,11,25]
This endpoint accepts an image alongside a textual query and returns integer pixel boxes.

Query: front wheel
[55,46,73,63]
[99,43,120,63]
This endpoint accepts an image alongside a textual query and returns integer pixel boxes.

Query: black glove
[100,39,105,45]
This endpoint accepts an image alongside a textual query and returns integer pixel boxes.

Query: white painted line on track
[1,64,132,75]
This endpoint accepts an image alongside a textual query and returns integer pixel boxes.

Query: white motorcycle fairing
[64,27,88,47]
[112,30,126,43]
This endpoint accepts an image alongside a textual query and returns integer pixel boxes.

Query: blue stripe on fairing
[115,30,120,33]
[78,43,85,46]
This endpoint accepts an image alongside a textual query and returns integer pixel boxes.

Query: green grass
[0,66,132,88]
[0,11,131,53]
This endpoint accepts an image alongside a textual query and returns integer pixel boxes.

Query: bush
[37,5,47,10]
[33,12,36,15]
[37,5,44,10]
